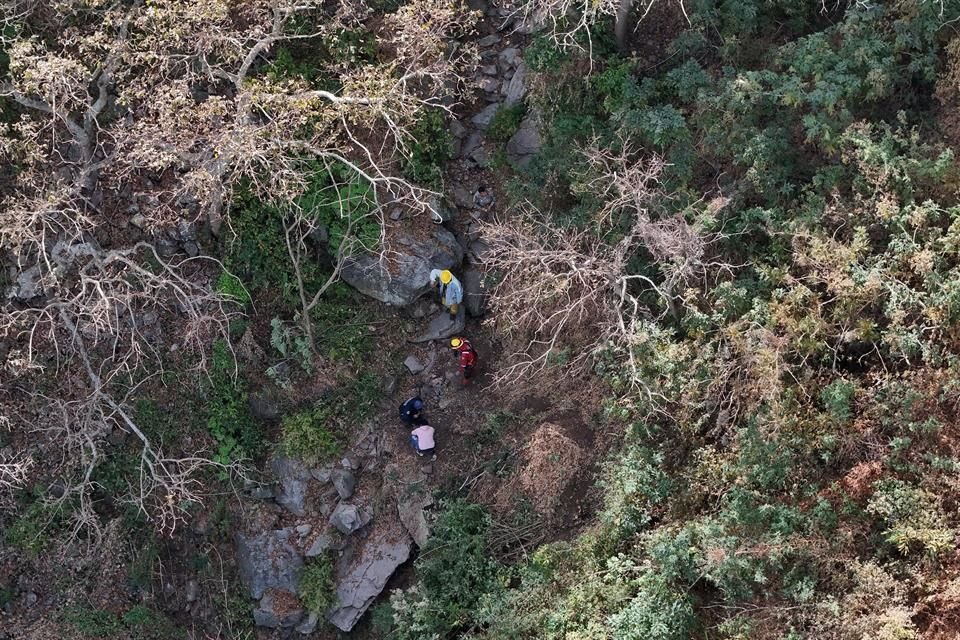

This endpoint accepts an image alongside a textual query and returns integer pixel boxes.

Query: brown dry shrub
[840,461,883,502]
[510,422,584,515]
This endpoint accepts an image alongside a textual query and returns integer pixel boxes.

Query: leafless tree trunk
[615,0,635,53]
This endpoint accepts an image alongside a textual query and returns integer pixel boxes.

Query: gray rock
[479,76,500,94]
[498,47,521,70]
[254,589,304,628]
[469,146,490,168]
[185,580,199,603]
[297,612,319,635]
[452,185,475,209]
[470,103,500,130]
[235,529,304,600]
[507,112,543,166]
[340,230,463,306]
[478,34,501,47]
[403,355,425,374]
[462,268,488,317]
[327,531,413,631]
[296,524,313,537]
[341,455,361,471]
[389,208,403,221]
[272,456,312,516]
[311,466,333,483]
[247,485,274,501]
[130,213,147,229]
[24,592,37,608]
[329,503,372,535]
[382,374,398,395]
[305,532,335,557]
[8,265,43,301]
[410,307,466,343]
[428,195,455,224]
[331,469,356,500]
[182,241,200,257]
[398,490,434,548]
[249,394,280,421]
[449,118,467,139]
[460,132,483,159]
[504,61,528,106]
[481,64,498,76]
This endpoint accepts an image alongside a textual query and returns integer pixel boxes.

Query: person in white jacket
[429,269,463,316]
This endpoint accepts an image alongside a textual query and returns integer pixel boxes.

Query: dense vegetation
[392,1,960,638]
[4,0,960,638]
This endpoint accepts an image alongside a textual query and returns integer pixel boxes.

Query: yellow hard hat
[440,270,453,284]
[450,337,463,349]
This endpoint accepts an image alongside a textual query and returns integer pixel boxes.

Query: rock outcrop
[327,529,413,631]
[341,229,463,306]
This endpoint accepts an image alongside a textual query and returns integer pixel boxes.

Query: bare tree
[511,0,689,54]
[483,143,718,396]
[0,0,478,535]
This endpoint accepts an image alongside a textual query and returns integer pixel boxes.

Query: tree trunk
[615,0,635,54]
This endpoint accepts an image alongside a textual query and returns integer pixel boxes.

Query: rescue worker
[398,396,424,426]
[450,336,477,385]
[429,269,463,317]
[410,422,436,458]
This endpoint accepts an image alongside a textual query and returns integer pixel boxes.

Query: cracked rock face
[235,529,304,600]
[327,530,413,631]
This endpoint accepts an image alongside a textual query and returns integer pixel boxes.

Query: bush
[390,501,503,640]
[487,103,527,142]
[867,479,954,557]
[608,571,695,640]
[206,340,261,466]
[403,109,453,188]
[300,556,336,615]
[215,271,251,306]
[280,407,342,463]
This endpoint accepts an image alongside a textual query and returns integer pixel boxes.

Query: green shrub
[300,556,336,615]
[390,501,504,640]
[487,103,527,142]
[5,490,69,557]
[403,109,454,188]
[608,571,695,640]
[867,479,954,557]
[821,379,856,423]
[281,407,342,463]
[206,340,261,466]
[215,271,251,306]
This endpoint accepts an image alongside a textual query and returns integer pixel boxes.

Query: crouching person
[410,423,436,459]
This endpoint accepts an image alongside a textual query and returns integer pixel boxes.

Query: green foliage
[5,490,69,557]
[63,605,184,639]
[280,406,342,463]
[299,556,336,615]
[206,340,261,466]
[487,103,527,142]
[309,284,372,362]
[390,501,504,640]
[867,479,954,557]
[280,372,378,462]
[225,162,376,308]
[269,317,313,373]
[607,568,695,640]
[821,379,856,423]
[215,271,251,306]
[403,109,454,188]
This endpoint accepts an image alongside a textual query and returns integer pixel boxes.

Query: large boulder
[398,488,434,548]
[327,530,413,631]
[504,61,528,106]
[507,111,543,167]
[329,502,372,535]
[462,268,488,317]
[340,230,463,306]
[254,588,305,629]
[410,307,466,343]
[235,529,304,600]
[271,456,312,516]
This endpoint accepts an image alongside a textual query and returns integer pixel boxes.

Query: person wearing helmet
[450,337,477,385]
[410,422,436,459]
[429,268,463,317]
[398,395,425,426]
